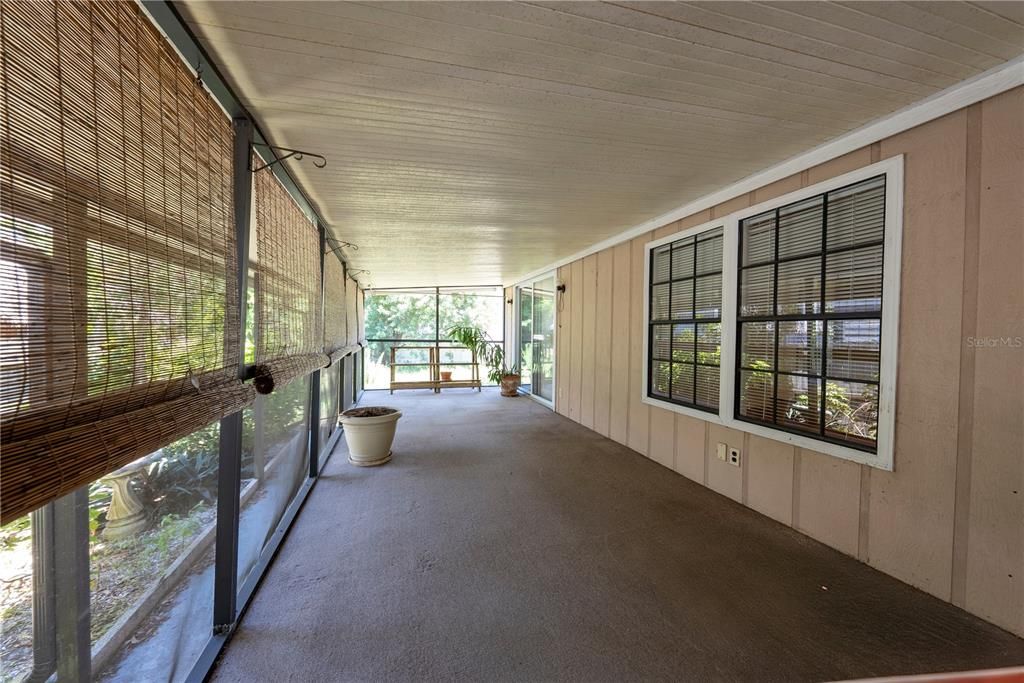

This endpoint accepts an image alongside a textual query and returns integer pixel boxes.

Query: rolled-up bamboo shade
[323,252,347,353]
[2,381,254,524]
[251,353,328,395]
[327,345,362,366]
[345,274,359,346]
[356,286,366,343]
[253,156,321,385]
[0,0,241,519]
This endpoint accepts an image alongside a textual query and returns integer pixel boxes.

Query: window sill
[641,394,893,471]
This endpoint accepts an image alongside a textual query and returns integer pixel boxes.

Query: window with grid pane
[736,175,885,451]
[648,227,722,411]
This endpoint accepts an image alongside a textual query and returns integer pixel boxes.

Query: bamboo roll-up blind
[327,345,361,366]
[251,353,329,395]
[323,252,347,353]
[0,0,241,515]
[345,275,359,347]
[356,285,366,343]
[2,381,254,524]
[252,155,322,390]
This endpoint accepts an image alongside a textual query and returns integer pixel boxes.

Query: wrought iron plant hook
[250,143,327,172]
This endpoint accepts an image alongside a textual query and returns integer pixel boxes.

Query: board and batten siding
[552,86,1023,637]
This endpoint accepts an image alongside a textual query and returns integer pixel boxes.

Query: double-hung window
[736,175,885,450]
[643,158,902,469]
[648,227,723,411]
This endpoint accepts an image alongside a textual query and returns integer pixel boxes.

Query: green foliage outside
[364,290,503,388]
[366,291,502,341]
[85,240,227,395]
[790,382,878,442]
[0,516,30,551]
[742,359,774,421]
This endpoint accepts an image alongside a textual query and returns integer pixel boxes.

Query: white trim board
[508,55,1022,288]
[641,157,903,470]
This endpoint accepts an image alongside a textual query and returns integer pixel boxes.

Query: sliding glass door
[516,274,556,405]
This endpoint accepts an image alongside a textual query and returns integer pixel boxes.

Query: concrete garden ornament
[340,407,402,466]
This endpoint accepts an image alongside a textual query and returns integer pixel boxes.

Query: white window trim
[643,156,903,471]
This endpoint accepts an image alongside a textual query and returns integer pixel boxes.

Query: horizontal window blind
[252,156,325,389]
[0,1,244,523]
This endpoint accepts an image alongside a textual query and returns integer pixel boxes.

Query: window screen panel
[735,175,886,453]
[0,1,247,523]
[647,226,722,412]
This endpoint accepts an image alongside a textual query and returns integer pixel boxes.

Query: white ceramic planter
[340,407,402,467]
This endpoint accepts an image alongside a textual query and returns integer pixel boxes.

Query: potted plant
[446,325,520,396]
[440,370,453,382]
[340,406,402,466]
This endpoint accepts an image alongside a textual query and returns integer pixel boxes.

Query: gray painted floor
[212,389,1024,682]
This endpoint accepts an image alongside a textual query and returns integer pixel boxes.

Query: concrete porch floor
[211,389,1024,682]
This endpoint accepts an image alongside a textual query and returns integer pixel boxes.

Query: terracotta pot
[440,371,453,381]
[340,407,402,466]
[499,374,521,397]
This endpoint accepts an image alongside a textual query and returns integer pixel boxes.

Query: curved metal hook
[326,239,359,255]
[251,143,327,172]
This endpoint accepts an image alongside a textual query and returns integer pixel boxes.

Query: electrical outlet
[728,447,741,467]
[716,442,728,461]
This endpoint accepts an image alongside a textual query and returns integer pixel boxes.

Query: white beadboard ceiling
[176,1,1024,288]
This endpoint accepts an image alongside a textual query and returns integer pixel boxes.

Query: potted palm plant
[446,325,520,396]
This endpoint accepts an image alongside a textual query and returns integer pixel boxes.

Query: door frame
[513,271,557,410]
